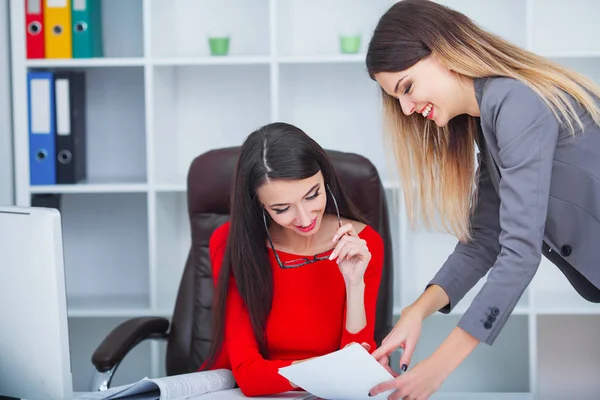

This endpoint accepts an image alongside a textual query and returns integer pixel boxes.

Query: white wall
[0,0,14,206]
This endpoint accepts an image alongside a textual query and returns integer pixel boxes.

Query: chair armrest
[91,316,170,373]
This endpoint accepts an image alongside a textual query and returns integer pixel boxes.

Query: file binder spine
[72,0,103,58]
[25,0,45,59]
[31,194,62,211]
[55,71,87,184]
[44,0,73,58]
[28,71,56,186]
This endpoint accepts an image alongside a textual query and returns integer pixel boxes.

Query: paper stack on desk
[278,343,395,400]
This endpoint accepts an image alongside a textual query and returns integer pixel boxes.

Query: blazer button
[561,245,572,257]
[487,315,496,323]
[484,321,492,330]
[490,307,500,316]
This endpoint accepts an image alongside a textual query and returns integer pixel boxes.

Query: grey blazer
[428,76,600,345]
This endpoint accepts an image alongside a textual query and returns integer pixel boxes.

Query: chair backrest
[166,147,394,376]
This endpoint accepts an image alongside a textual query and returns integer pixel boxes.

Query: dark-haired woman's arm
[208,224,299,396]
[223,278,299,396]
[337,228,385,352]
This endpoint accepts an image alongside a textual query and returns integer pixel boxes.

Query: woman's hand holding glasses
[329,223,371,286]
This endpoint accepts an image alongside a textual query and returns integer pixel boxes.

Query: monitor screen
[0,206,73,400]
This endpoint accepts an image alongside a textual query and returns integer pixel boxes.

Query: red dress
[204,221,384,396]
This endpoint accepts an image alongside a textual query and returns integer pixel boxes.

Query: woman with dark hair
[366,0,600,398]
[201,122,385,396]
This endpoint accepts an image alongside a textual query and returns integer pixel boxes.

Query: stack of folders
[26,0,103,59]
[27,70,87,186]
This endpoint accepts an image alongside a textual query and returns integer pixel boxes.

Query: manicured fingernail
[332,235,338,242]
[401,363,407,371]
[329,252,335,260]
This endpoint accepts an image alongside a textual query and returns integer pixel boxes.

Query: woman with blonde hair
[366,0,600,398]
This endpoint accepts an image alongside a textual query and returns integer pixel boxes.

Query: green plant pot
[209,37,230,56]
[339,35,361,54]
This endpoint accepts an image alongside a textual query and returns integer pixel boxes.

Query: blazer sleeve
[449,80,559,345]
[427,151,502,313]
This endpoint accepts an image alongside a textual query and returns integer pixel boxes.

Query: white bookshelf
[8,0,600,396]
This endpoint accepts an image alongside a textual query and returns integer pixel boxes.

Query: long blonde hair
[366,0,600,242]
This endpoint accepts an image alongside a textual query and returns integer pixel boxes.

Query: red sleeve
[209,222,295,397]
[339,227,384,352]
[224,278,295,396]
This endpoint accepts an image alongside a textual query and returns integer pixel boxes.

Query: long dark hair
[202,122,364,369]
[365,0,600,242]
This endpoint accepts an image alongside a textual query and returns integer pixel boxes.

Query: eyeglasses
[263,184,342,269]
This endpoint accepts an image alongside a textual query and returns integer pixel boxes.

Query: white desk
[68,389,533,400]
[193,389,534,399]
[430,394,532,400]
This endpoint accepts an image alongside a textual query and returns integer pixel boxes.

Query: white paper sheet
[73,383,142,400]
[151,369,235,399]
[278,344,395,399]
[74,370,235,400]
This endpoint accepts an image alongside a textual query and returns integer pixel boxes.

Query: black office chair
[89,147,395,390]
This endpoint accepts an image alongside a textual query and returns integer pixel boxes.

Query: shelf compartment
[436,0,526,49]
[537,315,600,399]
[401,224,530,314]
[84,67,147,183]
[68,317,153,391]
[531,0,600,56]
[90,0,144,58]
[276,0,391,57]
[22,0,146,61]
[150,0,269,58]
[155,192,191,312]
[390,314,530,393]
[24,66,147,185]
[152,64,270,186]
[279,63,389,181]
[59,193,150,314]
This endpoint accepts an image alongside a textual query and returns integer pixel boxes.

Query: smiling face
[374,55,468,127]
[257,171,328,237]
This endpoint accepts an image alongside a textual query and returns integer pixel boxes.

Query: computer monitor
[0,206,73,400]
